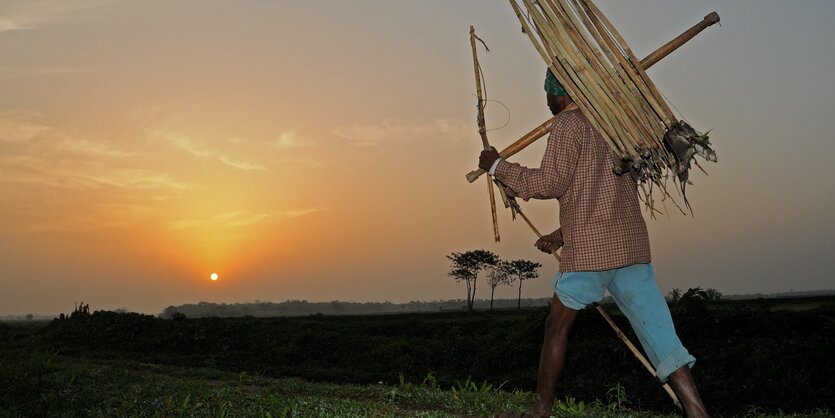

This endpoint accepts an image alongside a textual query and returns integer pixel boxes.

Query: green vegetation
[1,296,834,417]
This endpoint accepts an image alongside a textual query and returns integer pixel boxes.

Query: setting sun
[210,273,219,281]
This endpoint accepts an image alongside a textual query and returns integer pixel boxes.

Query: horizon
[2,0,834,316]
[8,287,835,318]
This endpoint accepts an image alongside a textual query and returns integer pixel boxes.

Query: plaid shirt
[494,109,651,272]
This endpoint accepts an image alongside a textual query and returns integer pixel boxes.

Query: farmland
[1,296,834,417]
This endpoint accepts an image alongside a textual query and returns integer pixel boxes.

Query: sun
[210,273,219,281]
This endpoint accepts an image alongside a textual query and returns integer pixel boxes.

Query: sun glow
[210,273,219,281]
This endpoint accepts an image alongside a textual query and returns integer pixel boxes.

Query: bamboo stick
[464,9,719,183]
[575,0,672,128]
[579,0,675,125]
[640,12,720,69]
[594,303,682,410]
[521,0,624,158]
[470,26,501,242]
[561,0,661,145]
[522,0,624,154]
[544,0,647,153]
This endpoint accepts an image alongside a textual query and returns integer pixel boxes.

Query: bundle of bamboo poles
[510,0,717,213]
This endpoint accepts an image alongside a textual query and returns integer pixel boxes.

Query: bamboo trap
[470,3,720,214]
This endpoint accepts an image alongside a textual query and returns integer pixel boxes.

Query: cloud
[278,207,328,219]
[331,118,471,147]
[218,154,267,172]
[165,132,213,159]
[274,132,300,148]
[0,66,91,79]
[167,207,327,230]
[0,112,186,195]
[0,111,50,143]
[90,169,190,191]
[161,131,267,172]
[0,1,122,33]
[55,138,134,157]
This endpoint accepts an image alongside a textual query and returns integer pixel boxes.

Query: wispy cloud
[0,112,187,195]
[278,207,328,219]
[161,131,267,172]
[167,207,327,230]
[0,66,91,79]
[0,111,49,143]
[273,132,316,148]
[165,132,213,159]
[218,154,267,172]
[89,169,190,191]
[55,138,134,158]
[332,119,471,147]
[0,1,121,33]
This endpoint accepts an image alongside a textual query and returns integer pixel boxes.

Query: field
[1,296,834,417]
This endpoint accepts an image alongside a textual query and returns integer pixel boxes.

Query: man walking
[478,70,708,417]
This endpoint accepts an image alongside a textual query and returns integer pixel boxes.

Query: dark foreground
[1,296,833,417]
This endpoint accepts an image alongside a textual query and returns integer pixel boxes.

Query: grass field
[2,296,834,417]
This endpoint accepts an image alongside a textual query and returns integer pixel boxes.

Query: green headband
[545,69,567,96]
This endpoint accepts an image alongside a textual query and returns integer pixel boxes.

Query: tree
[486,261,512,311]
[506,259,542,309]
[681,286,708,301]
[667,288,682,302]
[677,286,709,314]
[705,288,722,301]
[447,250,499,311]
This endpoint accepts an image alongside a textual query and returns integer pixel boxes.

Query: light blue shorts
[554,263,696,382]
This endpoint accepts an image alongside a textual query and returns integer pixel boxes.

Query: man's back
[494,108,651,271]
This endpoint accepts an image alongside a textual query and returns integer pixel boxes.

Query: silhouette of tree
[705,288,722,301]
[677,286,710,314]
[486,261,512,311]
[447,250,499,311]
[668,288,682,302]
[506,259,542,309]
[682,286,708,301]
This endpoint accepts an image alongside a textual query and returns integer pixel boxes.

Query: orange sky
[1,1,834,315]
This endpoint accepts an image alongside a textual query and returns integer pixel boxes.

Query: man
[478,70,709,417]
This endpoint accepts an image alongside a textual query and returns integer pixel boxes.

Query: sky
[1,0,834,316]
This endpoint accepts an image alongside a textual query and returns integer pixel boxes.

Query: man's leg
[667,365,709,418]
[533,294,580,417]
[607,264,708,417]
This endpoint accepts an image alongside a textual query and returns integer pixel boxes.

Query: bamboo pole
[464,9,719,183]
[594,303,682,410]
[558,0,660,146]
[536,0,634,154]
[470,26,501,242]
[521,0,624,154]
[579,0,676,125]
[544,0,646,153]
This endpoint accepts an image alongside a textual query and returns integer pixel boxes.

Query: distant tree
[506,259,542,309]
[681,286,708,301]
[677,286,710,314]
[25,314,33,320]
[668,288,682,302]
[447,250,499,311]
[706,288,722,301]
[486,261,512,311]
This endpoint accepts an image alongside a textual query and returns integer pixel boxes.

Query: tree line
[447,250,541,311]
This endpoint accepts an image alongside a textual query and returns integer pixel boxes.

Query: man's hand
[478,147,500,171]
[535,229,563,254]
